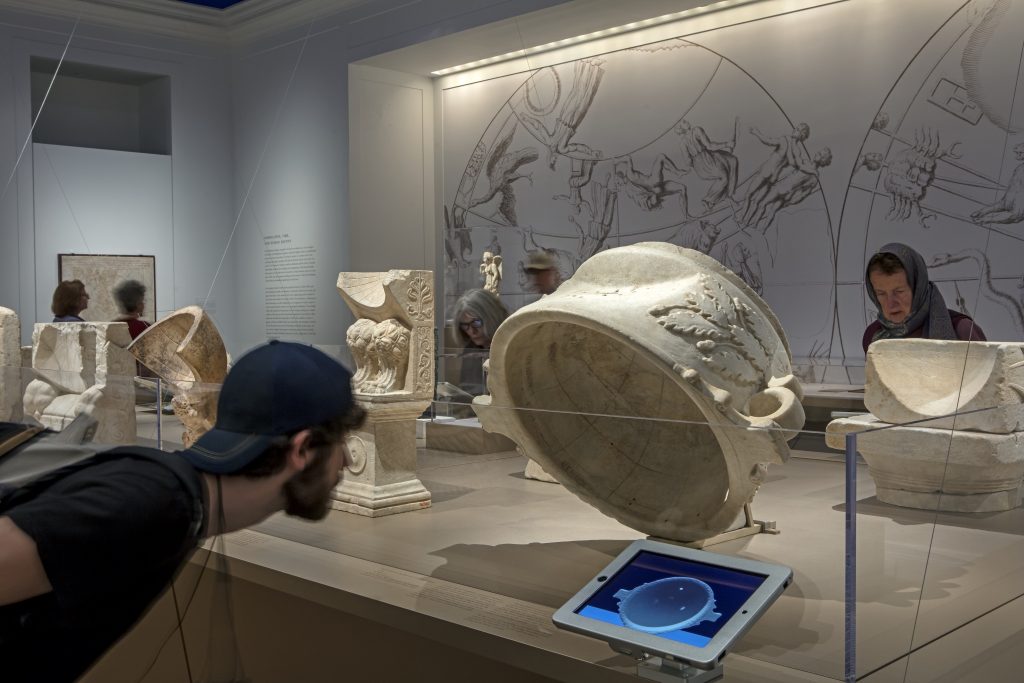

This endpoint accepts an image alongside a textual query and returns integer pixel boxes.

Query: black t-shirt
[0,453,205,682]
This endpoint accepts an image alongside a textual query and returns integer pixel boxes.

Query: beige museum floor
[136,409,1024,681]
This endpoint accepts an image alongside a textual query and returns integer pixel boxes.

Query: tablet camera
[614,577,721,634]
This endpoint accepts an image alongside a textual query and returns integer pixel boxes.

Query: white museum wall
[227,34,351,357]
[0,23,21,321]
[225,0,569,359]
[348,64,434,275]
[31,144,173,323]
[436,0,1024,366]
[0,6,236,348]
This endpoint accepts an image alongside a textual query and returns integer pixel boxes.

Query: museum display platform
[131,442,1022,682]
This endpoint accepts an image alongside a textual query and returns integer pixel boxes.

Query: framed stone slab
[58,253,156,324]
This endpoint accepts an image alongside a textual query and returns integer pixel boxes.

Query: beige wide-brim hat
[524,250,557,272]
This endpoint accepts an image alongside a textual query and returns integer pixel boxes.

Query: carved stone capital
[338,270,434,401]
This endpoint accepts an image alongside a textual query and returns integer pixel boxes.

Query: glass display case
[2,0,1023,681]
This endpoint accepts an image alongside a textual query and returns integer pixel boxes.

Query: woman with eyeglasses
[450,288,509,396]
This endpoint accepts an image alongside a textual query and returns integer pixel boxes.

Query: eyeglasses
[459,318,484,331]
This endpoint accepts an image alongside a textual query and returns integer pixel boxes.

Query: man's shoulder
[101,447,199,481]
[54,448,202,502]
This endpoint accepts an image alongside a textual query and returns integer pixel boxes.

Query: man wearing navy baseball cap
[0,341,365,681]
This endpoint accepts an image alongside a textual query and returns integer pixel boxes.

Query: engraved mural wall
[441,0,1024,368]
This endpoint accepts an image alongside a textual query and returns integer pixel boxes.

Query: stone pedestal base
[331,479,431,517]
[875,486,1023,513]
[331,398,432,517]
[827,414,1024,512]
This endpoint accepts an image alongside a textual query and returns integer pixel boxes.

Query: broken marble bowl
[129,306,227,447]
[473,242,804,542]
[129,306,227,388]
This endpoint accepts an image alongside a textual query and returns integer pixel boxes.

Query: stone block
[0,307,21,421]
[827,414,1024,512]
[866,339,1024,433]
[24,322,135,444]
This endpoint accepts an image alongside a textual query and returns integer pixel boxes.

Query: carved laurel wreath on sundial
[649,275,772,389]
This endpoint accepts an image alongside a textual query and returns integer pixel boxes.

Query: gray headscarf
[867,242,956,342]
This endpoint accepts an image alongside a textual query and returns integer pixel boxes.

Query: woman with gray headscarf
[863,242,985,352]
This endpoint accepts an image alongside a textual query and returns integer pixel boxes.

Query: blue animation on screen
[575,551,767,647]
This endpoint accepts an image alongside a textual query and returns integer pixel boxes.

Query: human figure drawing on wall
[746,147,833,230]
[738,123,818,227]
[614,154,692,215]
[675,119,739,211]
[519,59,605,171]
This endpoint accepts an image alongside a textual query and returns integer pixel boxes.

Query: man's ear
[285,429,314,473]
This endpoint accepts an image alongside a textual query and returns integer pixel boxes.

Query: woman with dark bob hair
[51,280,89,322]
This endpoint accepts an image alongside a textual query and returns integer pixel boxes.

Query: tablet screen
[574,550,768,648]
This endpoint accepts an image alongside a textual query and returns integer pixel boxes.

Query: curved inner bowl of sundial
[498,319,730,536]
[338,273,387,309]
[869,339,998,415]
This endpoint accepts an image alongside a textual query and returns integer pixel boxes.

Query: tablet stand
[637,656,724,682]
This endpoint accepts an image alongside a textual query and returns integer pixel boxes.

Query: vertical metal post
[156,378,163,450]
[845,432,857,682]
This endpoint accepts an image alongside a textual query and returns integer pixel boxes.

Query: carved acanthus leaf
[650,275,772,388]
[406,277,434,322]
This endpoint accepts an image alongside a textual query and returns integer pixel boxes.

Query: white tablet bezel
[551,539,792,668]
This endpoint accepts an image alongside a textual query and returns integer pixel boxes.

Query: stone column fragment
[0,307,22,422]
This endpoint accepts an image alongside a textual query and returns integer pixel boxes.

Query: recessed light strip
[430,0,756,76]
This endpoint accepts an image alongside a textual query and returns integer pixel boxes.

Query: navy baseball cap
[181,340,355,474]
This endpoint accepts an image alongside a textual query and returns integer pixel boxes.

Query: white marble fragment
[338,270,434,399]
[0,307,22,421]
[827,414,1024,512]
[24,322,135,443]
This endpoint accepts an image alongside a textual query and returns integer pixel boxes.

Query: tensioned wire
[0,17,80,209]
[200,21,316,335]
